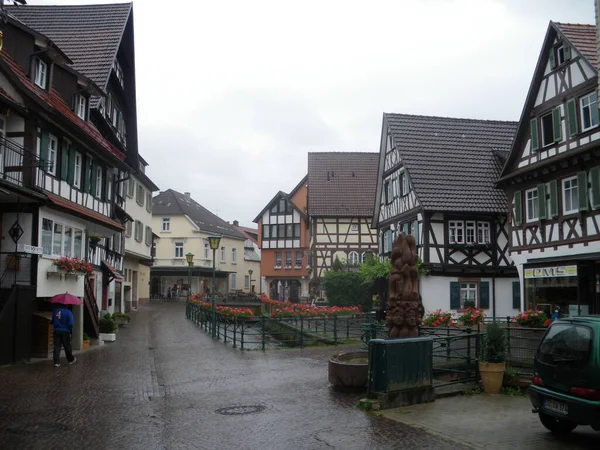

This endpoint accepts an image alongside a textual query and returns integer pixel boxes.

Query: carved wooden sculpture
[386,234,423,338]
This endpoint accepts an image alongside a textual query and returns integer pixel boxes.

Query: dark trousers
[53,331,74,364]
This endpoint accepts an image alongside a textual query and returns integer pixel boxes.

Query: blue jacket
[53,307,74,333]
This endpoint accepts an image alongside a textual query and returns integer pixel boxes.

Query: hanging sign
[524,265,577,278]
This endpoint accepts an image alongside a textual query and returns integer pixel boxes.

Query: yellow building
[151,190,260,298]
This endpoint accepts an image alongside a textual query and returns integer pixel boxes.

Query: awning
[115,203,134,223]
[46,193,125,231]
[102,261,123,282]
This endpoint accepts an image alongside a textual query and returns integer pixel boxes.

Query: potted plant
[99,314,117,342]
[112,312,131,327]
[89,234,102,250]
[479,322,506,394]
[82,332,90,349]
[457,307,486,328]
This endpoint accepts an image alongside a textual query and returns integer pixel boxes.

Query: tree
[322,270,371,311]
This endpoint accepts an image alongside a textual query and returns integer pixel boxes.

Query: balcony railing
[0,135,46,190]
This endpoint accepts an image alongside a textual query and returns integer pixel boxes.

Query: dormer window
[34,58,47,89]
[75,94,87,120]
[549,44,571,69]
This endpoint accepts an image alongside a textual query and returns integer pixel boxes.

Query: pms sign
[524,265,577,279]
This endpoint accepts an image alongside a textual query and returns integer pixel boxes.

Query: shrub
[321,270,371,311]
[99,314,116,333]
[480,322,506,363]
[112,312,131,323]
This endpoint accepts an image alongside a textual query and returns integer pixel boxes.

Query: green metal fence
[185,303,386,350]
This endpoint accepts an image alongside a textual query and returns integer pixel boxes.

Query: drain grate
[215,405,266,416]
[6,422,69,435]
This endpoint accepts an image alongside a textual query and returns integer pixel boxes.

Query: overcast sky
[29,0,596,227]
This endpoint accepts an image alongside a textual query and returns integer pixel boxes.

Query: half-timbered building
[0,3,141,364]
[373,113,519,317]
[497,21,600,317]
[307,152,379,294]
[254,176,310,302]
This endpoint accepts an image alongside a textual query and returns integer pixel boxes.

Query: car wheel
[538,412,578,434]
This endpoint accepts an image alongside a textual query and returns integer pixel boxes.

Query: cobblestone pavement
[0,301,466,450]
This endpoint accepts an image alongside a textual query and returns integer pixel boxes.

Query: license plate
[544,399,568,415]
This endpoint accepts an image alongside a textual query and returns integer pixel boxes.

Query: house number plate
[543,399,568,415]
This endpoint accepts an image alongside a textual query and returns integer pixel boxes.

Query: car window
[537,323,593,366]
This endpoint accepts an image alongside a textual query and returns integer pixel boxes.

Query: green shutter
[39,131,49,170]
[591,166,600,209]
[564,45,571,61]
[530,118,539,151]
[479,281,490,309]
[552,107,562,142]
[578,171,589,211]
[514,190,522,226]
[549,180,558,218]
[450,282,460,309]
[84,157,92,193]
[549,48,556,69]
[60,140,69,181]
[102,168,109,201]
[512,281,521,310]
[90,160,97,195]
[567,99,578,137]
[67,146,75,185]
[537,184,547,220]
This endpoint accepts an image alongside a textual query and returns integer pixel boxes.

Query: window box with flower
[457,307,486,328]
[512,309,550,328]
[422,309,455,327]
[48,256,94,280]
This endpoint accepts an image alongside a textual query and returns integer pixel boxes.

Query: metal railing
[0,135,46,189]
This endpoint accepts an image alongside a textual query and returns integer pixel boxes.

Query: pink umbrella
[50,292,82,306]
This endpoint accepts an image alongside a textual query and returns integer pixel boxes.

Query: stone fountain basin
[328,351,369,389]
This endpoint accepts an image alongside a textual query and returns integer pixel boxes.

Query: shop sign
[524,265,577,279]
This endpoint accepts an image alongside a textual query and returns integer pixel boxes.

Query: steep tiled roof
[554,22,597,67]
[153,189,245,240]
[7,3,132,90]
[385,114,517,212]
[308,152,378,217]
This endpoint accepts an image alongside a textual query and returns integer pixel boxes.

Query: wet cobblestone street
[0,301,466,450]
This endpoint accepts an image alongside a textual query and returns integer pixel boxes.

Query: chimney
[233,220,239,226]
[184,192,191,200]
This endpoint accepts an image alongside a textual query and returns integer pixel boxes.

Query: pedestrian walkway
[381,393,600,450]
[0,301,464,450]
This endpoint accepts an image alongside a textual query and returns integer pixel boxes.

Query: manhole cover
[215,405,266,416]
[6,423,69,435]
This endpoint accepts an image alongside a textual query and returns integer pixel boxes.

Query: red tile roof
[554,22,598,67]
[102,261,123,280]
[0,49,125,162]
[46,192,125,231]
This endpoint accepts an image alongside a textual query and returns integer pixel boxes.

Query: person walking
[52,304,76,367]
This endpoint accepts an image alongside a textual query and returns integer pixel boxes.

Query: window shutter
[564,45,571,61]
[548,180,558,217]
[592,100,600,126]
[39,131,49,170]
[537,184,547,220]
[591,166,600,209]
[413,219,419,245]
[60,141,69,181]
[450,282,460,309]
[567,99,578,137]
[578,171,589,211]
[102,168,109,201]
[90,160,97,195]
[552,106,562,142]
[512,281,521,310]
[514,191,522,226]
[479,281,490,309]
[530,118,539,151]
[84,157,92,193]
[67,146,75,184]
[549,48,556,69]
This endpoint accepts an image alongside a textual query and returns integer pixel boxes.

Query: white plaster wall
[37,257,84,297]
[124,174,153,258]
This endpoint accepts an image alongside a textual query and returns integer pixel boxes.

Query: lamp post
[208,235,222,339]
[185,252,194,304]
[248,269,253,292]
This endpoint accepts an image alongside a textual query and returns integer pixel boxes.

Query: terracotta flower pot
[479,361,505,394]
[82,340,90,350]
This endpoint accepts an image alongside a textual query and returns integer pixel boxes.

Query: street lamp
[248,269,253,292]
[208,235,222,339]
[185,252,194,305]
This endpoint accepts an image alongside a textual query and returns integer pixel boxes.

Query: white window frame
[563,176,579,214]
[348,251,359,265]
[477,223,490,244]
[231,273,237,290]
[402,172,409,196]
[174,242,184,258]
[351,224,359,232]
[162,217,170,232]
[34,58,47,89]
[541,112,555,148]
[580,92,599,132]
[465,221,476,244]
[204,243,209,259]
[275,252,282,267]
[460,282,477,308]
[95,166,103,198]
[75,94,87,120]
[231,248,237,264]
[41,217,83,258]
[556,45,566,65]
[245,275,250,289]
[47,134,57,175]
[449,221,464,244]
[220,246,226,263]
[525,188,539,222]
[73,152,82,188]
